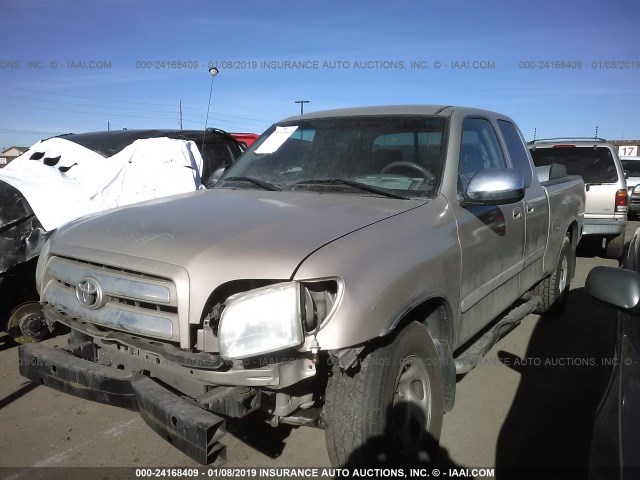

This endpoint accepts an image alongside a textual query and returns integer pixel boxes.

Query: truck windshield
[218,115,448,198]
[530,146,618,184]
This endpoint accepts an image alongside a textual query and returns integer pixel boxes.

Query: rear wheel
[323,322,443,466]
[533,235,572,315]
[605,232,625,260]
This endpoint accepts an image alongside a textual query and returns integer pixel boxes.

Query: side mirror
[586,266,640,314]
[625,170,629,179]
[463,168,525,206]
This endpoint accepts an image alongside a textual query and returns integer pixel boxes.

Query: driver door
[451,117,526,345]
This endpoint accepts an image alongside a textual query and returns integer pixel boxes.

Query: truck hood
[54,188,425,278]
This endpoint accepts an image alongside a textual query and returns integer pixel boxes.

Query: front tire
[323,322,444,467]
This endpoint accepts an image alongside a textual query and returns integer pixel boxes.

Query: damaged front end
[19,341,227,464]
[0,180,51,342]
[20,272,344,464]
[17,313,324,465]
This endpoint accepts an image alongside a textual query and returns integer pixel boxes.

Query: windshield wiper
[221,176,281,191]
[290,178,409,199]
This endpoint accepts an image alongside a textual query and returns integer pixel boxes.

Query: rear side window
[530,147,618,184]
[498,120,533,187]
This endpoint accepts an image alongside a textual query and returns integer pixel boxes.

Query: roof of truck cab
[279,105,509,122]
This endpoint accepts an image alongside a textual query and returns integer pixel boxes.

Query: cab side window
[498,120,533,187]
[458,118,506,193]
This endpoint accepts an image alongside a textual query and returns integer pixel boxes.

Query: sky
[1,0,639,149]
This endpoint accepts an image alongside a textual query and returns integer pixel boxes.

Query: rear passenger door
[498,119,549,292]
[452,117,526,344]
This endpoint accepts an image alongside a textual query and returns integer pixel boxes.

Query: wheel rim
[7,302,46,343]
[558,253,568,293]
[391,355,432,455]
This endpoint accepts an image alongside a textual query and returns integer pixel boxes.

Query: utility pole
[108,121,110,131]
[179,100,183,130]
[295,100,309,115]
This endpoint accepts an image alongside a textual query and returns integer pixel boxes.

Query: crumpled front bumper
[18,343,226,465]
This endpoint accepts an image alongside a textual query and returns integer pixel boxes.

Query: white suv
[530,138,627,258]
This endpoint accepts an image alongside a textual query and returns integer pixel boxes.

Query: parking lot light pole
[295,100,309,115]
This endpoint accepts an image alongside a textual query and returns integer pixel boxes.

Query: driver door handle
[513,207,523,221]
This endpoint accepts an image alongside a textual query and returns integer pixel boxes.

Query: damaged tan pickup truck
[19,106,585,466]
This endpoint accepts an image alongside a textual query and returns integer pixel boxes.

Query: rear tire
[605,232,625,260]
[533,235,572,315]
[323,322,443,467]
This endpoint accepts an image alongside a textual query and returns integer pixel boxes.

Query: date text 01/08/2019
[518,59,640,69]
[134,467,497,478]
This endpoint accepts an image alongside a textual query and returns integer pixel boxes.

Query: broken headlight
[218,282,303,360]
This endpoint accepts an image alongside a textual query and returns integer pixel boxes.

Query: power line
[0,93,181,115]
[182,117,267,130]
[1,95,270,128]
[3,102,179,120]
[0,127,63,135]
[0,84,188,110]
[0,84,274,123]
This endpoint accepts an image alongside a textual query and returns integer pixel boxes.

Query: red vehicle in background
[230,133,259,149]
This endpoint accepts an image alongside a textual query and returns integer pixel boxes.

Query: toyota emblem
[75,277,105,310]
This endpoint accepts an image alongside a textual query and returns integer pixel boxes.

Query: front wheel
[323,322,444,467]
[6,302,49,344]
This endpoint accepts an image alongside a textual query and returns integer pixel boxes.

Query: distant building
[0,146,29,168]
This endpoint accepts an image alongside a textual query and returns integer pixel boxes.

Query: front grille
[42,256,179,341]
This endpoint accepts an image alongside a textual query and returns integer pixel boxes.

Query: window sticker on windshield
[255,126,298,154]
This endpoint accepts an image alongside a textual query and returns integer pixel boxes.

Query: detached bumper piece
[132,375,226,464]
[18,343,226,465]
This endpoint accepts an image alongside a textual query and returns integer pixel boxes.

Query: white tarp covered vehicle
[2,136,204,231]
[0,129,244,343]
